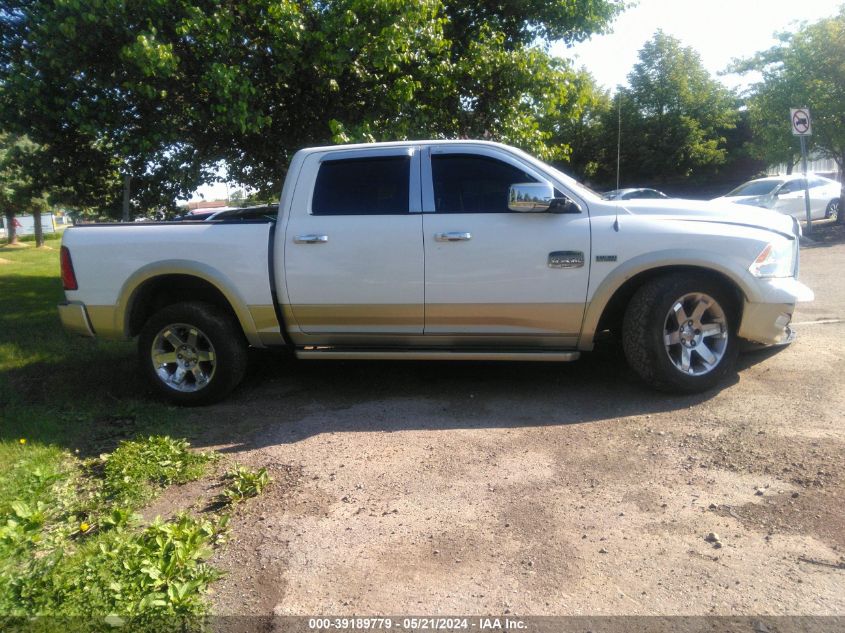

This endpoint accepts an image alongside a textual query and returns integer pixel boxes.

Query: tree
[732,9,845,223]
[0,134,49,246]
[547,68,614,184]
[0,0,625,213]
[610,31,738,186]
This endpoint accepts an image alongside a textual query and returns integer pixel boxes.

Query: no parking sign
[790,108,812,135]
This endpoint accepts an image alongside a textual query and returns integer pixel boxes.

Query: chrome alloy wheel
[150,323,217,392]
[663,292,728,376]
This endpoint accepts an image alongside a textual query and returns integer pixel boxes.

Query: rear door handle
[435,232,472,242]
[294,234,328,244]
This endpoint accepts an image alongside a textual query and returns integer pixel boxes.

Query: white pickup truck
[58,140,814,405]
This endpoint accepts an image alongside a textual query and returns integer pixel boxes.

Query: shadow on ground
[179,341,791,454]
[800,218,845,249]
[1,268,790,456]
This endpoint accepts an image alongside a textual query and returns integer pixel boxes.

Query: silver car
[714,174,841,221]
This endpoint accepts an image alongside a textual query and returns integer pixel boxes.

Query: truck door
[421,146,591,346]
[284,147,424,336]
[773,179,807,218]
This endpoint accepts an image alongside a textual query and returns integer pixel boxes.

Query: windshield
[537,160,602,198]
[725,180,781,197]
[497,144,603,200]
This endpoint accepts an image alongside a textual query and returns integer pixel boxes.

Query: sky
[189,0,843,204]
[551,0,844,93]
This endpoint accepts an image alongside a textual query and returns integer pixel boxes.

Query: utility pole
[616,92,622,191]
[799,134,812,234]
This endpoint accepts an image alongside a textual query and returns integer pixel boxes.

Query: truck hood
[614,198,797,239]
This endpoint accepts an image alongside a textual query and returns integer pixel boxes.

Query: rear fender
[117,260,262,347]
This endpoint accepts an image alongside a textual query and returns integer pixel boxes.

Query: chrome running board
[294,348,580,362]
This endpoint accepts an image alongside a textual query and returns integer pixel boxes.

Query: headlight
[748,241,795,278]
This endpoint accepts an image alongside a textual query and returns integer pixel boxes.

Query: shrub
[103,436,213,505]
[222,466,270,504]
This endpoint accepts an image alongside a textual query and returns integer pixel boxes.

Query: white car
[713,174,841,221]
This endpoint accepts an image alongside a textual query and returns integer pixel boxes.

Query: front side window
[779,179,806,194]
[312,156,410,215]
[432,154,538,213]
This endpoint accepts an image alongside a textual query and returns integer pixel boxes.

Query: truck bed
[61,221,278,344]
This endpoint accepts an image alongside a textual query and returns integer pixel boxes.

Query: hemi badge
[595,255,617,262]
[548,251,584,268]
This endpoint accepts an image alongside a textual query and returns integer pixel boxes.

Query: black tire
[138,301,248,406]
[825,198,839,220]
[622,274,739,393]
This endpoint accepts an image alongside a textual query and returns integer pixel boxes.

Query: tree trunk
[33,210,44,247]
[4,211,17,244]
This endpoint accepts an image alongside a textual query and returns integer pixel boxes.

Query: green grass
[104,436,214,506]
[0,243,204,450]
[0,244,254,628]
[0,436,223,630]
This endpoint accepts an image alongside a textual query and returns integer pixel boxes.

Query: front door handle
[435,232,472,242]
[294,234,328,244]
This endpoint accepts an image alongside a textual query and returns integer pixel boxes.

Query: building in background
[0,213,57,237]
[769,154,841,181]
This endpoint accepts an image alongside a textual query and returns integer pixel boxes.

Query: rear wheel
[138,301,247,405]
[825,198,839,220]
[622,274,739,393]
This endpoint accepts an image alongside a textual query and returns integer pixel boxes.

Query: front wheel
[138,301,247,406]
[825,198,840,220]
[622,274,739,393]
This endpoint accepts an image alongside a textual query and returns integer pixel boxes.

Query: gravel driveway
[166,237,845,617]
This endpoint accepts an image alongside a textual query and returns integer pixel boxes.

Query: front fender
[578,249,762,351]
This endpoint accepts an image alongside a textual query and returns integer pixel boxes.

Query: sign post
[790,108,813,234]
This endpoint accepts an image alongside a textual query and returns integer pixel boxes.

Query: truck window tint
[432,154,538,213]
[312,156,410,215]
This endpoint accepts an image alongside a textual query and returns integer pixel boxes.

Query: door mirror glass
[508,182,553,212]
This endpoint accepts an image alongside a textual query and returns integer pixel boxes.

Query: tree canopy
[611,30,738,186]
[0,0,625,215]
[733,9,845,179]
[0,133,50,243]
[558,31,744,190]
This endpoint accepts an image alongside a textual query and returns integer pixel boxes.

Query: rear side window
[432,154,538,213]
[312,156,410,215]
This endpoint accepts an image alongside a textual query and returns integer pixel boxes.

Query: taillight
[60,246,78,290]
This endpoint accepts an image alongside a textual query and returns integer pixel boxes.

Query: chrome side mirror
[508,183,553,212]
[508,182,582,214]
